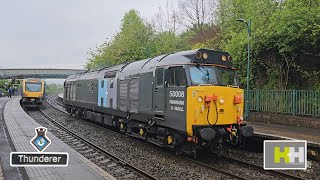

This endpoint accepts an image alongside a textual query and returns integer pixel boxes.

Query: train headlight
[219,97,225,105]
[195,51,202,59]
[197,96,203,103]
[202,52,208,59]
[222,55,227,61]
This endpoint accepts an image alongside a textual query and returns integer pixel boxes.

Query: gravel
[36,97,320,180]
[40,100,230,180]
[223,144,320,179]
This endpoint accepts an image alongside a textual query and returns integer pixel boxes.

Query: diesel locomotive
[63,48,253,158]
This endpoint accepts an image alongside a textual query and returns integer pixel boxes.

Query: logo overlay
[264,140,307,170]
[10,127,69,167]
[31,127,51,152]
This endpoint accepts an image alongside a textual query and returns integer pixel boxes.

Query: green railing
[248,90,320,116]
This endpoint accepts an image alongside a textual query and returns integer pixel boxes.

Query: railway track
[49,95,307,180]
[184,154,306,180]
[36,96,157,180]
[47,96,246,179]
[53,96,64,107]
[220,156,305,180]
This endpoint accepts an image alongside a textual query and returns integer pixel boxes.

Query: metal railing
[248,90,320,116]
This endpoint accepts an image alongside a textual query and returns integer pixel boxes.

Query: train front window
[216,68,239,86]
[25,82,42,92]
[189,66,218,85]
[189,66,239,86]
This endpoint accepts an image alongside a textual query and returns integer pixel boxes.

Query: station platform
[249,121,320,147]
[1,96,115,180]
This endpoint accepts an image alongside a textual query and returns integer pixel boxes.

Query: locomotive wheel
[210,143,223,157]
[229,134,239,146]
[192,144,199,160]
[70,108,74,116]
[167,135,173,145]
[139,128,144,136]
[216,144,222,157]
[119,122,126,133]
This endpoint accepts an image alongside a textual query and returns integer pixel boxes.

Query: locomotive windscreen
[189,66,239,86]
[25,82,42,92]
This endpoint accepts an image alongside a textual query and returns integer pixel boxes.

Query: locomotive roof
[24,78,44,82]
[66,48,233,81]
[119,48,233,74]
[67,63,125,81]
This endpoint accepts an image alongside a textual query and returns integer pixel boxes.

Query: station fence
[248,89,320,116]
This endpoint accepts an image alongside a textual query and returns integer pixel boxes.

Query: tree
[264,0,320,89]
[215,0,320,89]
[86,0,320,90]
[46,83,64,95]
[86,10,154,70]
[151,1,181,33]
[150,31,189,55]
[178,0,216,33]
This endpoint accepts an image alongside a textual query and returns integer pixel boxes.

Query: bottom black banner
[10,152,69,167]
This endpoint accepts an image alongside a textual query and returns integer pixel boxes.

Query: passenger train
[63,48,254,158]
[21,79,46,108]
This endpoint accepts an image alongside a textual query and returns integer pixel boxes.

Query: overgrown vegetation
[86,0,320,90]
[45,83,63,95]
[0,80,19,95]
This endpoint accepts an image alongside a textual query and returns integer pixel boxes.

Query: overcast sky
[0,0,173,69]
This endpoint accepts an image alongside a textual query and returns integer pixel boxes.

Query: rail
[44,96,157,180]
[49,95,307,180]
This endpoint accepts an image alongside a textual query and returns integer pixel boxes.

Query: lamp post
[236,18,251,121]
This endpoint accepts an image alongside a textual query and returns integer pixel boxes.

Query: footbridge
[0,68,87,79]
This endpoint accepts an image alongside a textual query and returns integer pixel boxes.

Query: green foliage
[216,0,320,89]
[86,0,320,90]
[45,83,63,95]
[86,10,154,70]
[86,9,191,70]
[0,80,10,89]
[0,88,8,96]
[150,31,189,55]
[0,79,20,92]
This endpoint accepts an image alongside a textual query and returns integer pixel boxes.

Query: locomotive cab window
[167,66,187,87]
[110,80,113,88]
[189,66,239,86]
[216,68,239,86]
[155,68,164,87]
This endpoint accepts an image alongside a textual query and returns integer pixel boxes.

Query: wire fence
[248,90,320,116]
